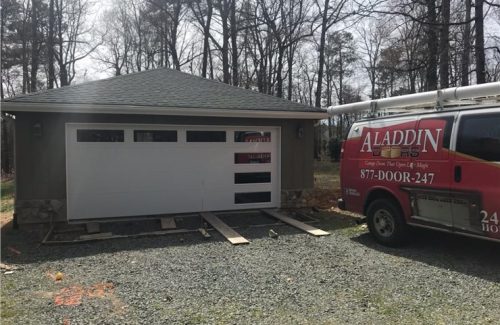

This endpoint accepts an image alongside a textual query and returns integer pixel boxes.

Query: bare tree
[54,0,98,86]
[94,5,133,76]
[475,0,486,84]
[358,21,390,99]
[461,0,472,86]
[313,0,351,107]
[439,0,450,88]
[47,0,55,88]
[190,0,214,78]
[30,0,41,92]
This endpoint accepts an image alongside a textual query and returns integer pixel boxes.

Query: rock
[268,229,279,238]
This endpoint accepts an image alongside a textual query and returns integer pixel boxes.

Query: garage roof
[3,68,327,119]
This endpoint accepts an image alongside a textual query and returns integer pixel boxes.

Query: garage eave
[2,102,328,120]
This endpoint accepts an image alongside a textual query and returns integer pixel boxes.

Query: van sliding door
[452,111,500,239]
[405,114,455,228]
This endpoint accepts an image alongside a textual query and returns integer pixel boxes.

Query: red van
[337,104,500,246]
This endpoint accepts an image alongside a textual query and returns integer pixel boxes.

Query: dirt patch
[302,188,342,209]
[53,282,115,307]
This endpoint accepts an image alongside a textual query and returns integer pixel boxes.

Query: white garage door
[65,123,280,221]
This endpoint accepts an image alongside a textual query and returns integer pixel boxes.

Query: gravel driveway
[1,211,499,324]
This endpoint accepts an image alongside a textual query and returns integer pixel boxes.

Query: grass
[0,278,22,319]
[314,160,340,190]
[1,178,15,227]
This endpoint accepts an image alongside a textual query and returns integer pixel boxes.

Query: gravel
[1,211,499,324]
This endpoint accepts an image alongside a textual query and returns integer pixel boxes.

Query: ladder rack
[326,82,500,117]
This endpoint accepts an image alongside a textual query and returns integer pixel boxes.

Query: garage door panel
[70,189,204,219]
[66,124,280,220]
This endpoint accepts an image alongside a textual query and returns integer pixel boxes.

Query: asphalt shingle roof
[4,68,322,112]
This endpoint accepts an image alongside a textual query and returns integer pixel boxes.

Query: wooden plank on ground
[262,209,330,237]
[200,212,249,245]
[79,232,113,240]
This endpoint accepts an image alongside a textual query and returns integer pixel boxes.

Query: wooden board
[80,232,113,240]
[200,212,249,245]
[262,209,330,237]
[44,229,197,244]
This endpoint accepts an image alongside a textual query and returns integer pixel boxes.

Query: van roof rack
[326,82,500,117]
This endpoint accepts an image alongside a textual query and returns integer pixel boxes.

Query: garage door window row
[77,129,273,144]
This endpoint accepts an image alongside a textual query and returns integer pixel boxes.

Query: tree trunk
[266,38,273,94]
[208,42,214,79]
[22,39,29,93]
[30,0,39,93]
[56,0,69,86]
[1,115,12,174]
[287,45,294,100]
[325,67,332,139]
[48,0,55,89]
[314,0,329,108]
[475,0,485,84]
[439,0,450,88]
[276,47,284,98]
[202,0,213,78]
[170,1,181,70]
[339,48,344,105]
[425,0,438,90]
[461,0,471,86]
[230,0,238,86]
[0,6,4,98]
[221,0,230,84]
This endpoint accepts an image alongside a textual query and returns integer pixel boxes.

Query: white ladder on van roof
[326,82,500,117]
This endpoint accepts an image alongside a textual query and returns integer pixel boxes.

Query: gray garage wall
[14,112,315,223]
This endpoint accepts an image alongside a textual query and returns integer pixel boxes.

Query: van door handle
[454,165,462,183]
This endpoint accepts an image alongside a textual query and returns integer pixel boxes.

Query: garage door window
[134,130,177,142]
[234,131,271,142]
[187,131,226,142]
[235,172,271,184]
[234,152,271,164]
[235,192,271,204]
[77,129,124,142]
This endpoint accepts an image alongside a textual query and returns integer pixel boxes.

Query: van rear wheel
[367,199,409,247]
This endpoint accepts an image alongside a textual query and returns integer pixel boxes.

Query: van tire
[366,198,410,247]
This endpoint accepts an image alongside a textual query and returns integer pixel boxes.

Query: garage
[3,67,327,226]
[66,124,280,220]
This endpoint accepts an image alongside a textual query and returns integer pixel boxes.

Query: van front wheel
[366,199,409,246]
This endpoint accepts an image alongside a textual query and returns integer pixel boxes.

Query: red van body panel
[340,108,500,242]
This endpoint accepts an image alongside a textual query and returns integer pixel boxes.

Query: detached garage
[3,68,327,226]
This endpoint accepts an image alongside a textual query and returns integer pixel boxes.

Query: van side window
[456,113,500,161]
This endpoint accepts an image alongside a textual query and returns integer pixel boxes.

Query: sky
[74,0,500,101]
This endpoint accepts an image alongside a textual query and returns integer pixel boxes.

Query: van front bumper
[337,198,346,210]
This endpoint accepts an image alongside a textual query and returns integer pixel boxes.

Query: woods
[2,0,500,100]
[2,0,499,172]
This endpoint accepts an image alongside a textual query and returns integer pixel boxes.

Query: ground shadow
[351,229,500,283]
[0,210,331,265]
